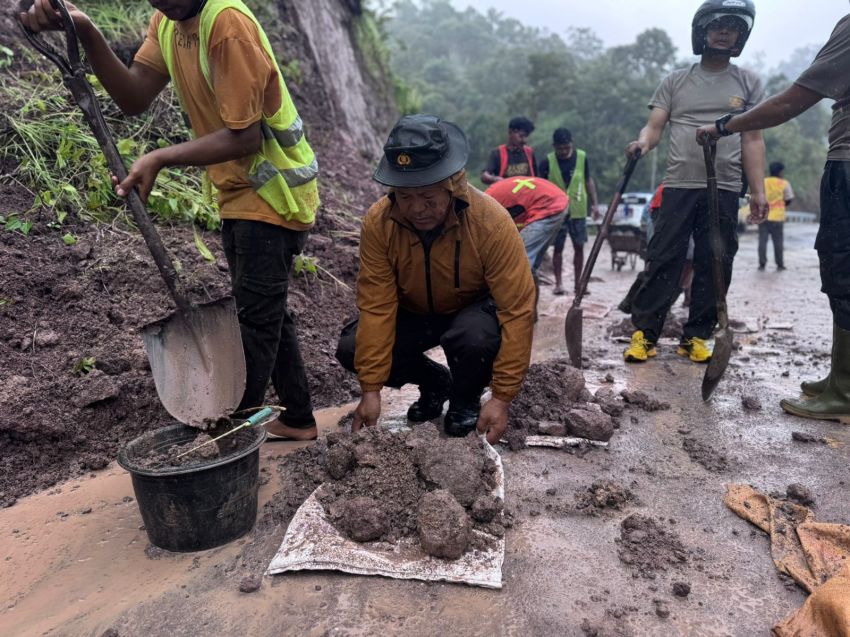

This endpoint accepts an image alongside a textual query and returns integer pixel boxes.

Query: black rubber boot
[781,324,850,424]
[443,396,481,437]
[406,361,452,422]
[801,328,833,397]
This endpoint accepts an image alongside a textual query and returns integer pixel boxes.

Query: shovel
[701,141,733,400]
[19,0,246,426]
[565,150,641,367]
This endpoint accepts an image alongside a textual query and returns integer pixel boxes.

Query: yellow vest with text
[764,176,788,223]
[157,0,319,224]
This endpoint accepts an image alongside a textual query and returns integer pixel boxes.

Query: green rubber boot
[801,328,833,397]
[781,324,850,424]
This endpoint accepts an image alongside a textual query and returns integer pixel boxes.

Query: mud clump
[792,431,828,444]
[417,489,471,559]
[508,359,614,443]
[136,433,221,469]
[335,497,388,542]
[471,493,502,523]
[741,395,762,411]
[682,438,729,473]
[786,483,816,507]
[575,481,635,514]
[620,390,670,412]
[616,514,689,579]
[672,581,691,598]
[238,575,262,593]
[324,443,355,479]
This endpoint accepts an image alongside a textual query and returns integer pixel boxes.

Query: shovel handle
[19,0,191,312]
[702,142,729,329]
[572,150,642,308]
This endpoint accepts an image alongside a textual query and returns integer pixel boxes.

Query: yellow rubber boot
[676,337,712,363]
[624,331,657,363]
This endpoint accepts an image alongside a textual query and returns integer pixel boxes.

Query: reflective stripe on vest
[547,149,587,219]
[498,144,536,178]
[157,0,319,224]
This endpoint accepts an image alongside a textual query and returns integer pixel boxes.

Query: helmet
[692,0,756,57]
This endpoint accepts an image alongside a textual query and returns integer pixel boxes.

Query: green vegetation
[383,0,828,209]
[72,356,97,375]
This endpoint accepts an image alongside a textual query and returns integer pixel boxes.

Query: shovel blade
[702,328,733,401]
[565,306,584,368]
[141,296,246,428]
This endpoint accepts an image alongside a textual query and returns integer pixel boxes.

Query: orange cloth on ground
[724,484,850,636]
[134,10,310,231]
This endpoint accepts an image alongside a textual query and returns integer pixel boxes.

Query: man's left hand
[113,151,165,203]
[748,192,769,224]
[591,204,600,221]
[696,124,721,146]
[476,396,510,445]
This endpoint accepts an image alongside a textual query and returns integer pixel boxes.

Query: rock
[72,370,121,408]
[337,497,387,542]
[741,395,762,411]
[417,490,470,559]
[791,431,823,444]
[538,421,567,437]
[238,575,262,593]
[565,408,614,442]
[620,390,670,412]
[34,330,60,348]
[325,444,354,480]
[673,582,691,598]
[654,600,671,619]
[561,366,586,402]
[471,493,502,523]
[786,483,816,507]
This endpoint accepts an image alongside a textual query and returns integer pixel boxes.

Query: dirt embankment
[0,3,393,505]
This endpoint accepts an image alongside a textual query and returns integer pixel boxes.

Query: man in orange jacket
[336,115,536,443]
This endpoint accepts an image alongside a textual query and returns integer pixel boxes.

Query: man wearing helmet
[696,10,850,425]
[623,0,769,365]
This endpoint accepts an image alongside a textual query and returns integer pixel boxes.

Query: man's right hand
[20,0,87,34]
[352,391,381,433]
[625,141,647,160]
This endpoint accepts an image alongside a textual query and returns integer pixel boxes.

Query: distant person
[538,128,600,296]
[759,161,794,271]
[481,116,538,185]
[485,176,569,319]
[623,0,768,365]
[336,115,536,443]
[696,11,850,424]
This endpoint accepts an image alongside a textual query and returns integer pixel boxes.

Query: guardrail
[786,211,817,223]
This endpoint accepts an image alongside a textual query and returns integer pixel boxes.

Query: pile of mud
[316,425,502,559]
[506,359,621,448]
[616,514,690,579]
[137,433,222,469]
[574,480,636,515]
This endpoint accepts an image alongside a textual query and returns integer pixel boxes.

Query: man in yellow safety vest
[759,161,794,271]
[21,0,321,441]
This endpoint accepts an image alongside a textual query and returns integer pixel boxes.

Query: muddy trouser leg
[630,188,697,343]
[440,298,502,400]
[683,189,739,340]
[758,222,769,267]
[772,222,785,268]
[222,220,314,426]
[818,161,850,331]
[335,311,450,389]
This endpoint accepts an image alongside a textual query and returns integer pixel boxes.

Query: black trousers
[335,298,502,400]
[758,221,784,268]
[631,187,739,343]
[817,161,850,330]
[222,220,315,428]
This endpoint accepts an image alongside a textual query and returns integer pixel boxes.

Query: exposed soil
[616,514,691,580]
[136,432,221,470]
[574,480,636,515]
[417,489,471,559]
[620,390,671,412]
[682,437,730,473]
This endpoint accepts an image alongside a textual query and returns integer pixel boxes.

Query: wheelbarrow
[18,0,246,427]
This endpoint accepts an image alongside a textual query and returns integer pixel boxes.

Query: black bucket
[117,423,266,552]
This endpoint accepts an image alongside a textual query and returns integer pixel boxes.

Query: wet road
[2,223,848,637]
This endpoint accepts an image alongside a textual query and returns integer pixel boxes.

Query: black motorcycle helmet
[692,0,756,57]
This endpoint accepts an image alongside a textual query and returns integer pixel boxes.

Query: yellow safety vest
[764,177,788,223]
[157,0,319,224]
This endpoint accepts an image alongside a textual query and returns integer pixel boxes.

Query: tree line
[380,0,829,212]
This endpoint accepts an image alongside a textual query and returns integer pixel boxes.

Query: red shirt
[485,177,569,228]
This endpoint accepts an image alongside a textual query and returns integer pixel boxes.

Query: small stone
[741,395,762,411]
[238,575,262,593]
[565,408,614,442]
[34,330,60,348]
[654,600,671,618]
[538,421,566,437]
[786,483,816,507]
[673,582,691,598]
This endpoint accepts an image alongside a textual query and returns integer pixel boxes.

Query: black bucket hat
[373,114,469,188]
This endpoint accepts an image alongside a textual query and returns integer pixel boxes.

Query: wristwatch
[715,113,735,137]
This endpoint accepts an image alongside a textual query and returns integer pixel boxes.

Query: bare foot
[265,419,318,441]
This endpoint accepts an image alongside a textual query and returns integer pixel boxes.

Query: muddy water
[2,226,849,636]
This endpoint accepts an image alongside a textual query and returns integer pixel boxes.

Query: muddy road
[2,223,847,637]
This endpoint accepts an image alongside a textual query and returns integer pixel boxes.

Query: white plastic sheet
[267,441,505,589]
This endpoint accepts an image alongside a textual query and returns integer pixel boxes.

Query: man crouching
[336,114,536,443]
